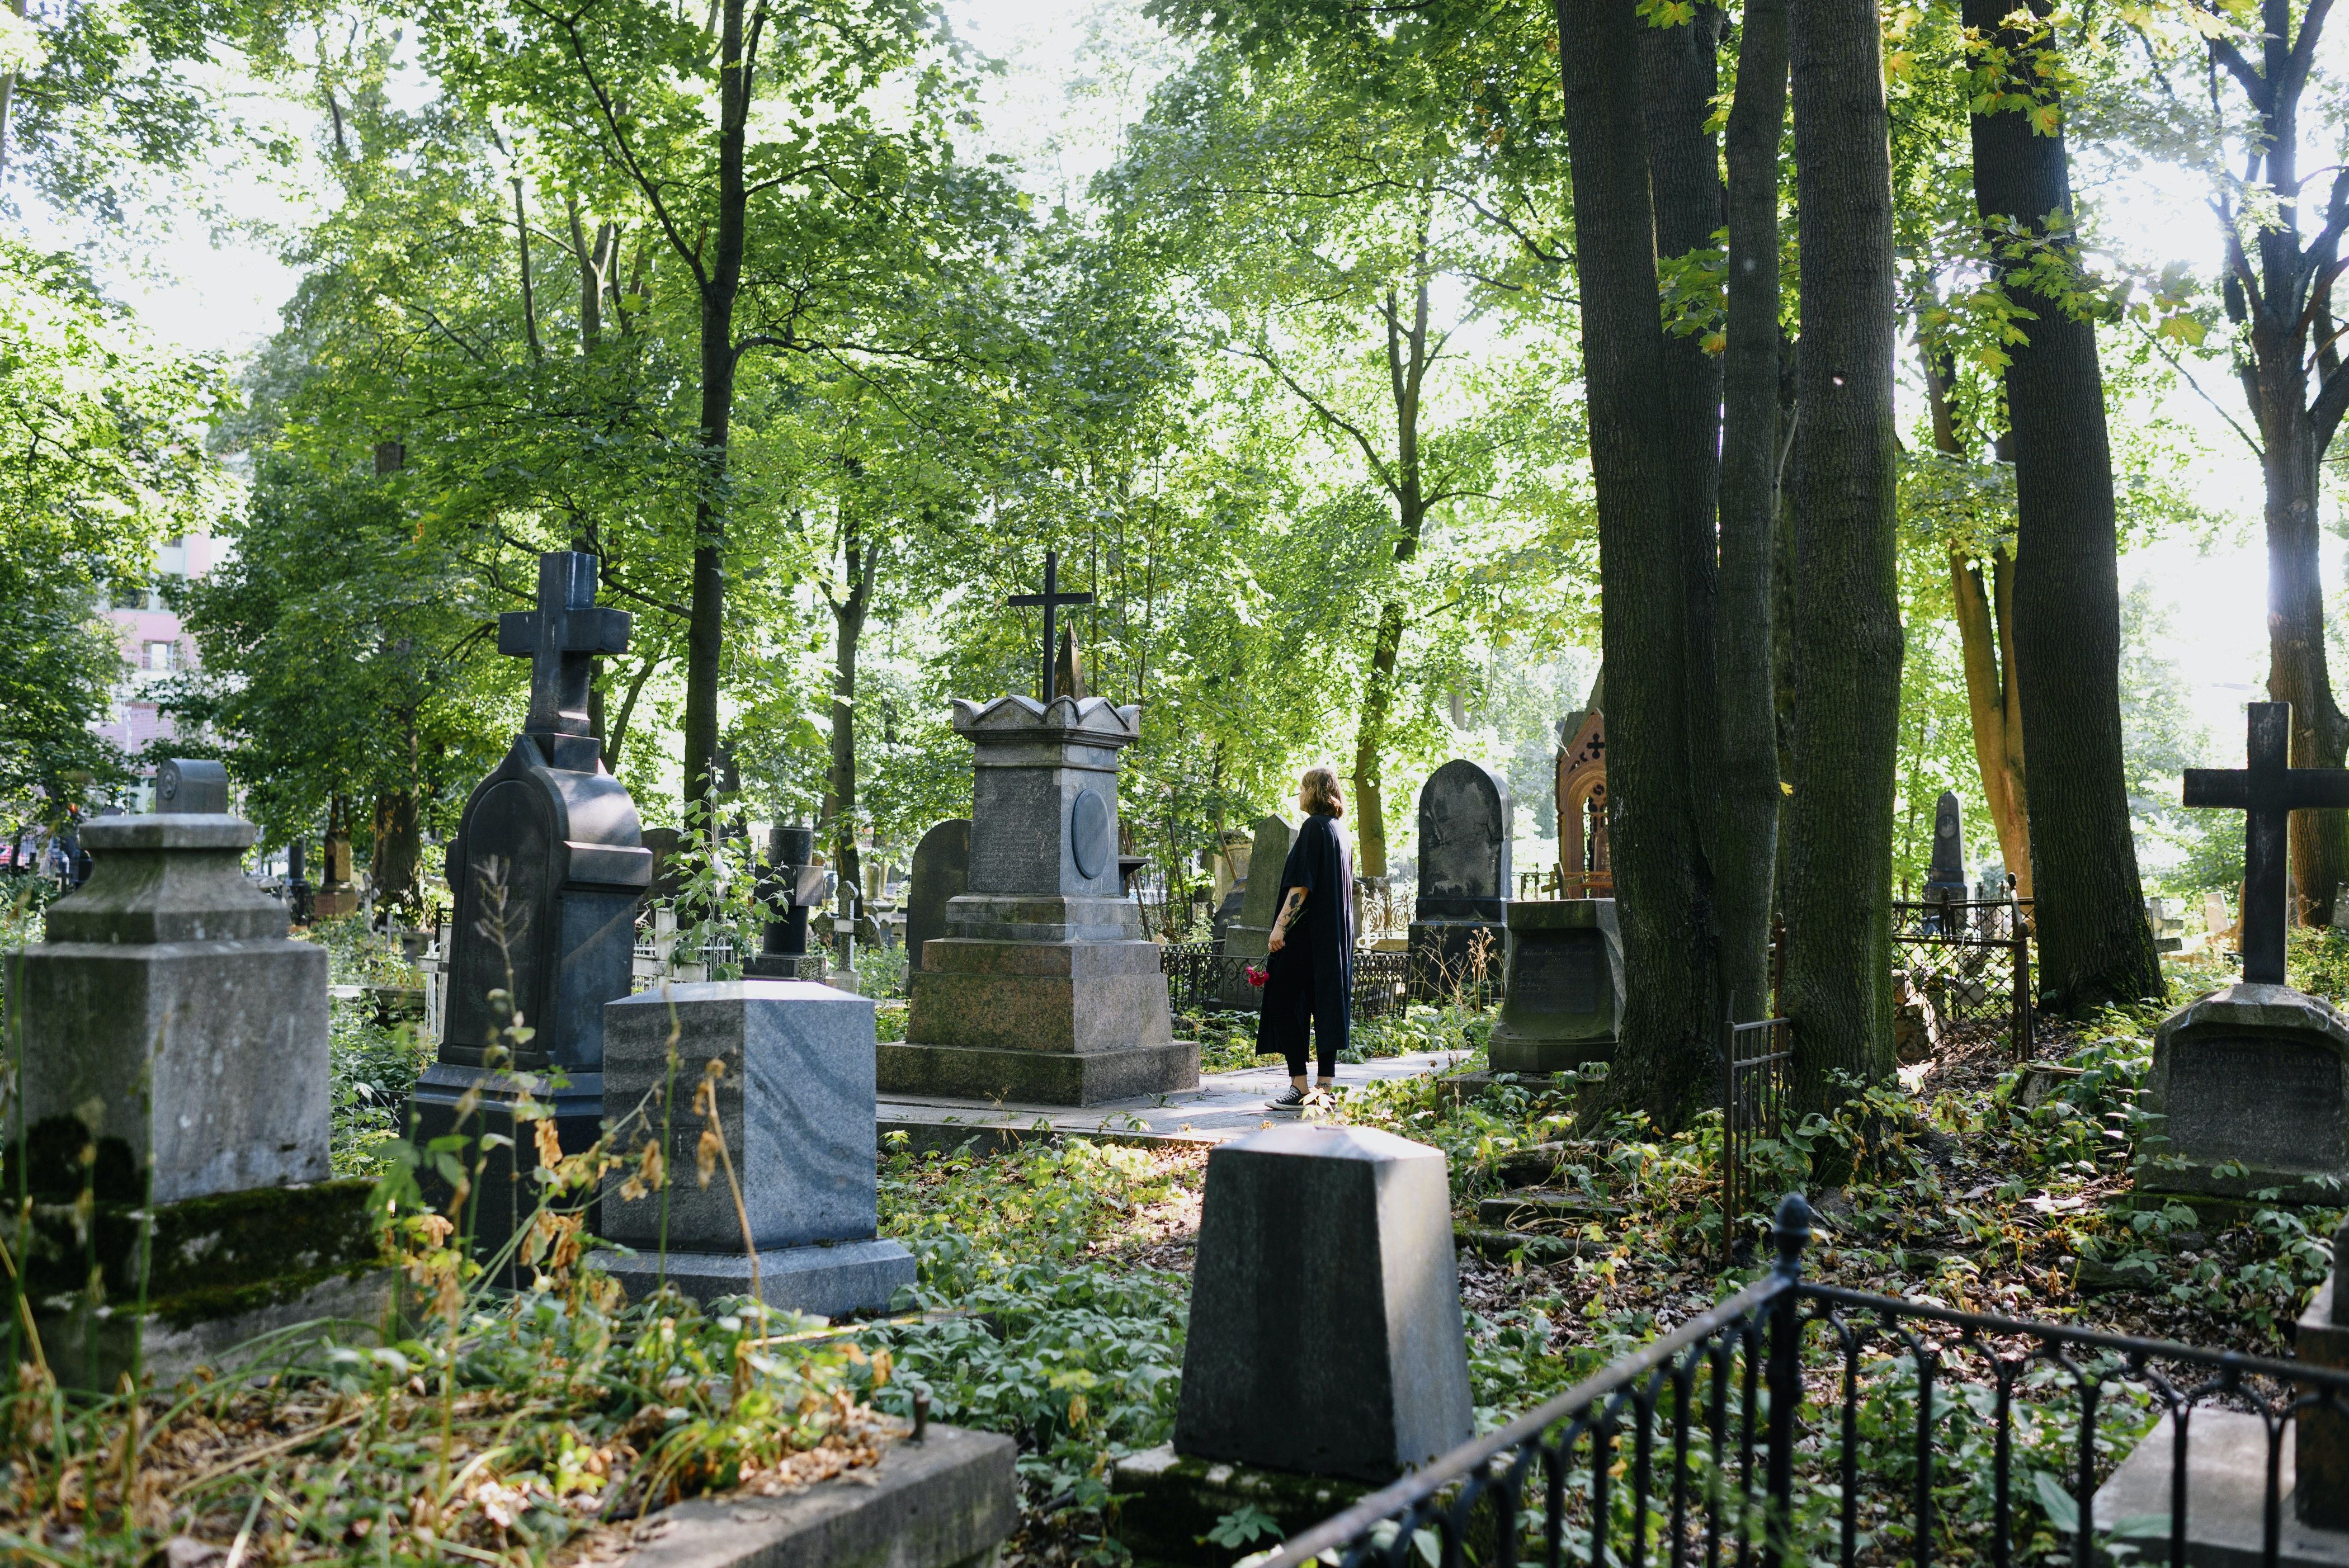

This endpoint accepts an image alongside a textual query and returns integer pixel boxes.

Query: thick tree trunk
[1718,0,1787,1026]
[1782,0,1904,1108]
[2262,370,2349,922]
[1947,545,2032,892]
[1554,0,1718,1129]
[680,0,754,819]
[1352,599,1405,880]
[1965,0,2160,1005]
[371,789,421,913]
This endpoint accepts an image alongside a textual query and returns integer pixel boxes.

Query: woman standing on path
[1260,766,1355,1109]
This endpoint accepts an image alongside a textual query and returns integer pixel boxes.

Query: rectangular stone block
[876,1038,1198,1103]
[590,1238,914,1319]
[601,981,880,1253]
[1489,898,1623,1074]
[1175,1125,1474,1484]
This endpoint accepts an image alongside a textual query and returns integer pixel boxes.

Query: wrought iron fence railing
[1890,898,2034,1060]
[1158,942,1412,1024]
[1720,1017,1790,1264]
[1262,1193,2349,1568]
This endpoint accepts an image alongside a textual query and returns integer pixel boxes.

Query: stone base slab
[37,1265,400,1392]
[2093,1409,2349,1568]
[604,1423,1015,1568]
[589,1238,915,1319]
[1110,1443,1368,1566]
[878,1037,1198,1106]
[743,953,826,980]
[1487,1033,1615,1074]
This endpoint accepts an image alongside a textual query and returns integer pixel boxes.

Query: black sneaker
[1267,1087,1306,1109]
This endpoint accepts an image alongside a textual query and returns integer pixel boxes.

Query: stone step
[1475,1188,1625,1230]
[1494,1140,1609,1189]
[1453,1224,1590,1266]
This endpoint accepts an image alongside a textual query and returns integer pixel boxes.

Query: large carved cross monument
[2154,701,2349,1205]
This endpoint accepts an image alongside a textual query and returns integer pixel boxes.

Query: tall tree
[1964,0,2162,1005]
[1719,0,1790,1025]
[1554,0,1721,1126]
[1781,0,1905,1104]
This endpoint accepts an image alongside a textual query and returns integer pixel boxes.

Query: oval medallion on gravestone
[1071,789,1111,881]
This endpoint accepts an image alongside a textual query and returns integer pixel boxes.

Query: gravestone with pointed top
[406,550,653,1270]
[1216,815,1293,1010]
[879,559,1193,1105]
[1408,761,1513,1000]
[2149,702,2349,1206]
[903,818,971,974]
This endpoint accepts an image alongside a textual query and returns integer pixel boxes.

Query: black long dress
[1254,810,1355,1076]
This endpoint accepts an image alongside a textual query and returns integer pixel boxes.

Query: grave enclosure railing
[1889,898,2034,1061]
[1720,1017,1791,1265]
[1263,1193,2349,1568]
[1158,942,1410,1024]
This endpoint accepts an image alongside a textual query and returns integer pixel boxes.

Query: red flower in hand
[1245,965,1268,988]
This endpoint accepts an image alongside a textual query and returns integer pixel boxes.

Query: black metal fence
[1159,942,1411,1024]
[1263,1193,2349,1568]
[1720,1018,1790,1264]
[1890,898,2034,1060]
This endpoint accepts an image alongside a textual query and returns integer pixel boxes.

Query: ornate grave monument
[5,770,387,1386]
[1113,1125,1474,1556]
[745,822,823,980]
[1408,759,1512,1000]
[407,551,652,1262]
[591,981,914,1315]
[903,818,971,971]
[2150,702,2349,1205]
[1488,897,1624,1074]
[881,553,1194,1104]
[1554,691,1610,898]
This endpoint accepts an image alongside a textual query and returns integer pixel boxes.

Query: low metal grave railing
[1720,1017,1791,1264]
[1890,898,2034,1060]
[1263,1193,2349,1568]
[1159,942,1412,1024]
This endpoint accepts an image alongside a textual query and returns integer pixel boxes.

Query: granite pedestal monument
[881,553,1194,1105]
[1408,759,1512,1000]
[4,776,386,1386]
[407,551,653,1266]
[1489,897,1624,1074]
[1114,1125,1474,1560]
[2149,702,2349,1206]
[589,981,914,1315]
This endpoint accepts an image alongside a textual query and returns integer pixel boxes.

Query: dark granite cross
[498,551,630,739]
[2183,700,2349,984]
[1008,549,1093,703]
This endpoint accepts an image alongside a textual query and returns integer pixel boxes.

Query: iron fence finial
[1772,1192,1813,1277]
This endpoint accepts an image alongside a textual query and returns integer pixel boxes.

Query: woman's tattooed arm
[1268,886,1308,950]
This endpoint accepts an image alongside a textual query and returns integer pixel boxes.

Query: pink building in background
[95,532,223,787]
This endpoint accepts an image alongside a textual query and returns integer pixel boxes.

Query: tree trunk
[1351,600,1405,879]
[1782,0,1904,1108]
[1554,0,1718,1128]
[680,0,754,819]
[2266,399,2349,922]
[823,521,877,901]
[1718,0,1787,1026]
[1947,545,2032,892]
[371,788,421,913]
[1965,0,2161,1005]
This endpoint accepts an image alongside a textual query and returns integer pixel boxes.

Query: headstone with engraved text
[1489,898,1623,1074]
[1408,760,1512,1000]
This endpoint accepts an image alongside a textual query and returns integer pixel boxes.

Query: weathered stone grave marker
[1113,1125,1474,1558]
[903,818,971,974]
[880,554,1194,1104]
[745,821,823,980]
[1216,813,1293,1010]
[407,550,653,1265]
[1489,897,1624,1074]
[4,772,387,1386]
[2150,701,2349,1205]
[1409,759,1512,1000]
[1923,790,1969,907]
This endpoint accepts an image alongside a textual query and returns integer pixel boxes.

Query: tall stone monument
[408,551,652,1261]
[1216,814,1293,1010]
[2149,702,2349,1205]
[1921,791,1969,930]
[5,773,386,1386]
[1489,898,1624,1074]
[880,552,1194,1104]
[903,818,971,971]
[744,822,822,980]
[1408,759,1512,1001]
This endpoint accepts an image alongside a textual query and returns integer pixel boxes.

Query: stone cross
[497,551,630,738]
[1008,549,1093,704]
[2182,701,2349,984]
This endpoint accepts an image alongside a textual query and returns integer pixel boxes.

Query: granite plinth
[2094,1409,2349,1568]
[1174,1124,1474,1484]
[1407,918,1508,1002]
[1489,898,1623,1073]
[407,1062,605,1274]
[39,1265,399,1393]
[2143,984,2349,1203]
[6,814,329,1206]
[878,1037,1199,1104]
[1110,1443,1370,1566]
[743,953,825,980]
[600,981,883,1253]
[588,1238,915,1318]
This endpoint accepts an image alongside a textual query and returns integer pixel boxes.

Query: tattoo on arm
[1275,887,1306,933]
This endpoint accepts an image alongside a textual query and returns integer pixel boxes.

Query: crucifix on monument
[498,551,631,749]
[1009,549,1094,703]
[2182,700,2349,984]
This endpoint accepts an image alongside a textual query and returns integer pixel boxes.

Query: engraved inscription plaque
[1513,936,1601,1017]
[2167,1036,2344,1169]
